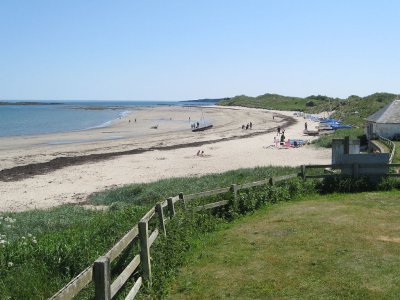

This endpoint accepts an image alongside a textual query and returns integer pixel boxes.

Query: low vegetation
[0,205,150,299]
[393,141,400,163]
[89,166,296,206]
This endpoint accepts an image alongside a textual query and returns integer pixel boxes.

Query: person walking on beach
[249,122,252,129]
[277,126,281,135]
[305,122,308,130]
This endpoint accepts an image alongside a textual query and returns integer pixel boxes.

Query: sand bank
[0,105,330,212]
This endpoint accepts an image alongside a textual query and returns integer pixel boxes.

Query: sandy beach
[0,105,330,212]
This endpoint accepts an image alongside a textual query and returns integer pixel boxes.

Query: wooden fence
[50,173,297,300]
[378,135,396,163]
[300,163,400,180]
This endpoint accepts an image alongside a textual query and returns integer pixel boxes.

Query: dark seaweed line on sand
[0,115,296,182]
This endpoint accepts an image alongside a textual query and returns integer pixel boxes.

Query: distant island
[0,101,63,106]
[180,98,229,103]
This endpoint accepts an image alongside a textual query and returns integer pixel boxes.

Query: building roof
[366,99,400,123]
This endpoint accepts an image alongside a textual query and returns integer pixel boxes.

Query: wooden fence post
[301,165,306,181]
[138,221,152,285]
[179,192,185,209]
[230,184,238,212]
[93,256,111,300]
[167,197,175,218]
[231,184,238,201]
[155,203,166,236]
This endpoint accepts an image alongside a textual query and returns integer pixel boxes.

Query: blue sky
[1,0,399,100]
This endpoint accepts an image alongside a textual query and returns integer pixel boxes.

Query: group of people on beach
[196,149,205,156]
[241,122,253,130]
[272,125,306,149]
[191,122,200,129]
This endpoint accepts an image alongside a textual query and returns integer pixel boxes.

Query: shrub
[376,177,400,191]
[316,176,399,194]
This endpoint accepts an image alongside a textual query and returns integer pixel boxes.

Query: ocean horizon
[0,100,217,138]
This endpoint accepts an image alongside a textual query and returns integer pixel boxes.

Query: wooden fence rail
[50,173,303,299]
[378,135,396,163]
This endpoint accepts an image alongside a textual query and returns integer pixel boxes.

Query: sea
[0,100,216,138]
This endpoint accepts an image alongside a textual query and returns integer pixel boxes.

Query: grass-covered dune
[168,191,400,299]
[218,93,337,113]
[219,92,398,148]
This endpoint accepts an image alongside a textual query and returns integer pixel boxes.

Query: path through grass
[168,192,400,299]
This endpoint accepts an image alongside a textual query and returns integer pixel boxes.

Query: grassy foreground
[0,166,298,299]
[168,191,400,299]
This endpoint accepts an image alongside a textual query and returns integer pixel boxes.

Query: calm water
[0,100,215,137]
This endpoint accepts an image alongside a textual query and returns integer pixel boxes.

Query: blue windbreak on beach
[0,100,216,137]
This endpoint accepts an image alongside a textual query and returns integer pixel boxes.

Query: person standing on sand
[280,132,285,145]
[305,122,308,130]
[277,126,281,135]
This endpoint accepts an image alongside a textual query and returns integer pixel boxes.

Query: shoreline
[0,105,330,212]
[0,112,294,182]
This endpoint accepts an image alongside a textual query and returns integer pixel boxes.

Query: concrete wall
[332,138,360,165]
[340,153,390,175]
[332,137,390,175]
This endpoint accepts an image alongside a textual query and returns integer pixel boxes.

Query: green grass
[0,204,150,299]
[168,191,400,299]
[312,128,365,148]
[393,141,400,163]
[89,166,298,205]
[0,205,98,242]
